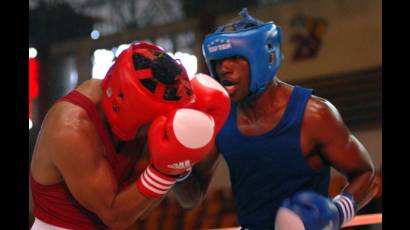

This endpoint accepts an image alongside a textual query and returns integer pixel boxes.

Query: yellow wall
[215,0,382,81]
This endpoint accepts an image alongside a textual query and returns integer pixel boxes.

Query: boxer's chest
[234,103,319,164]
[235,105,285,136]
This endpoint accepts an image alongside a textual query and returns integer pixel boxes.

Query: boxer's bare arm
[50,122,160,230]
[304,97,377,209]
[172,144,221,209]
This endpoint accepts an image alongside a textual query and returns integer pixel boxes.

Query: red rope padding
[208,213,382,230]
[342,213,382,227]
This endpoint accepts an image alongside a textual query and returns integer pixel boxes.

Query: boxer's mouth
[220,80,237,95]
[221,80,236,86]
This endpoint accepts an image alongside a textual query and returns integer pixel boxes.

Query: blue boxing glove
[275,191,357,230]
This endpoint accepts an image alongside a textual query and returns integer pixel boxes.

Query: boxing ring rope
[209,213,382,230]
[342,213,382,227]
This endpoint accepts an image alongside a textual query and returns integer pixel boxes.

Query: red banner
[29,58,39,120]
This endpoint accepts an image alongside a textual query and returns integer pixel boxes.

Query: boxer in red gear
[29,41,230,230]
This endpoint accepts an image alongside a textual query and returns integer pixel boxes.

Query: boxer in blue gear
[170,8,378,230]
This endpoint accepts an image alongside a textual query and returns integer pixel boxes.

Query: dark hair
[132,50,182,84]
[132,49,184,101]
[213,8,264,33]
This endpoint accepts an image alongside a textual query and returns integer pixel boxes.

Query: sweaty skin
[31,80,164,230]
[172,57,377,210]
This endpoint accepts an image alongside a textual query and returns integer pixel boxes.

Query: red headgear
[101,41,195,141]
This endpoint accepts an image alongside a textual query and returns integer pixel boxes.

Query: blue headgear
[202,8,283,95]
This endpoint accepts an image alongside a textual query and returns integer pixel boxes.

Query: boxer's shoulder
[305,95,333,115]
[44,102,95,140]
[303,96,342,126]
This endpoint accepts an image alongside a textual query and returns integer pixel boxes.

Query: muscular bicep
[51,129,117,215]
[322,131,374,177]
[307,99,374,177]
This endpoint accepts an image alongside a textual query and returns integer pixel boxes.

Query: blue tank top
[216,86,330,229]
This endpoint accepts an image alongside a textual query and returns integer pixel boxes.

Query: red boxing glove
[190,73,230,133]
[148,108,215,176]
[137,108,215,198]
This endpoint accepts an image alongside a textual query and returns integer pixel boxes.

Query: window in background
[91,38,198,80]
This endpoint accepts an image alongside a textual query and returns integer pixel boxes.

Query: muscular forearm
[172,174,204,209]
[343,170,378,210]
[172,153,222,209]
[138,197,164,219]
[171,146,221,209]
[99,184,162,230]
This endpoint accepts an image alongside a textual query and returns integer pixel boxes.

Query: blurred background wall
[29,0,381,229]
